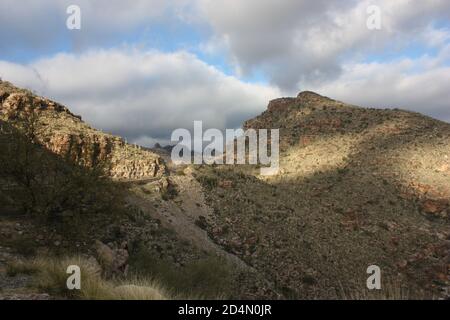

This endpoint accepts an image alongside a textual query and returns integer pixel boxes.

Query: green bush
[129,247,232,298]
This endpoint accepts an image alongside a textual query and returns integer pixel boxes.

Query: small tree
[0,111,42,214]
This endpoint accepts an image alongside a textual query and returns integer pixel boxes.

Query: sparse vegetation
[196,173,218,189]
[129,246,232,298]
[192,92,450,299]
[161,180,179,200]
[3,237,37,258]
[1,82,448,300]
[7,256,170,300]
[0,115,122,223]
[338,279,434,300]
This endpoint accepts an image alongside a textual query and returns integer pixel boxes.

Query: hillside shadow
[0,118,124,235]
[197,113,450,298]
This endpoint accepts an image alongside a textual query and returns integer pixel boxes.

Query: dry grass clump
[7,256,170,300]
[338,279,435,300]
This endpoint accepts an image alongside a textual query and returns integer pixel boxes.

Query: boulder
[94,240,129,276]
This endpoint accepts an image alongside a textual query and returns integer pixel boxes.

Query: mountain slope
[0,80,272,300]
[0,81,448,299]
[195,91,450,298]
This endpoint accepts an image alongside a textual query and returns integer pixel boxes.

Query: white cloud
[198,0,450,91]
[311,53,450,122]
[0,49,280,146]
[1,0,449,129]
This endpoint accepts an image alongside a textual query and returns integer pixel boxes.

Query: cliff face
[0,81,165,180]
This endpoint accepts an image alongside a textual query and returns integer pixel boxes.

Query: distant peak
[294,91,337,108]
[297,91,330,100]
[297,91,321,97]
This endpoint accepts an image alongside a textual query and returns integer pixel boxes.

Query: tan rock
[0,86,166,181]
[94,240,129,276]
[421,199,448,215]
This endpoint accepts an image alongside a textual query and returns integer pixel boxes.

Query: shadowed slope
[195,91,450,298]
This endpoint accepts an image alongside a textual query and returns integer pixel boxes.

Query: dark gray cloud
[199,0,450,91]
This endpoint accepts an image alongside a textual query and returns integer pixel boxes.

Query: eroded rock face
[266,98,296,113]
[258,92,336,115]
[42,131,165,179]
[1,92,74,119]
[110,156,163,180]
[0,82,165,180]
[45,133,113,167]
[296,91,334,105]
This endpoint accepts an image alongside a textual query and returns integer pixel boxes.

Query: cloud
[0,0,194,56]
[310,49,450,122]
[198,0,450,91]
[0,0,449,130]
[0,48,280,146]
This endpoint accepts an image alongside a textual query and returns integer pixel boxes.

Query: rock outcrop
[0,81,165,180]
[94,240,129,276]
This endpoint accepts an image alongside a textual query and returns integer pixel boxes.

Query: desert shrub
[194,216,208,229]
[161,182,178,201]
[175,169,186,176]
[129,247,232,298]
[181,257,232,298]
[6,260,39,276]
[0,117,125,230]
[5,237,37,257]
[197,175,218,190]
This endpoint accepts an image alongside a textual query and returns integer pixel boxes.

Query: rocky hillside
[195,91,450,298]
[0,81,165,180]
[0,82,448,300]
[244,91,450,214]
[0,81,271,300]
